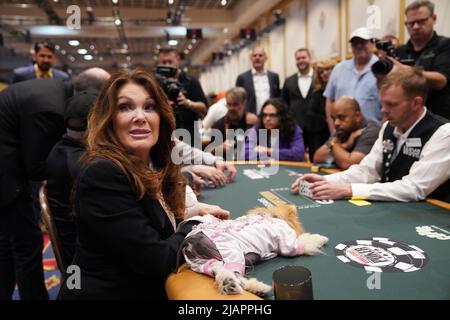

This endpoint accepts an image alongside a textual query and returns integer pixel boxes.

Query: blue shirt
[324,55,381,123]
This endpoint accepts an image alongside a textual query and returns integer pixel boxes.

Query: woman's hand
[197,202,230,220]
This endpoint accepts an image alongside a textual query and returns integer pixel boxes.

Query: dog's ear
[286,205,299,218]
[246,207,270,216]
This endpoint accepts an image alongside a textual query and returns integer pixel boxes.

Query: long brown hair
[313,59,337,92]
[83,68,185,219]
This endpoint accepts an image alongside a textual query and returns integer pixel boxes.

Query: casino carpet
[12,234,61,300]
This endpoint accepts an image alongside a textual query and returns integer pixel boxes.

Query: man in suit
[235,47,280,115]
[0,78,71,299]
[12,41,70,83]
[281,48,315,154]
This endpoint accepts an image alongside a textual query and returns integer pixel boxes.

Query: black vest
[381,111,450,202]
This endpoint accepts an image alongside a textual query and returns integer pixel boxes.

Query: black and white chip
[334,237,428,272]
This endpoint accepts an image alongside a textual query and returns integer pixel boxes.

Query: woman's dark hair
[258,98,297,142]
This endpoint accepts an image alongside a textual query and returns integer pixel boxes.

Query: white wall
[200,0,450,95]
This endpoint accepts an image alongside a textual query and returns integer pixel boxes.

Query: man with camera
[157,47,208,145]
[392,0,450,120]
[292,68,450,203]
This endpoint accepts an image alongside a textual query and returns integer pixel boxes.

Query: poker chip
[334,237,428,272]
[315,200,334,205]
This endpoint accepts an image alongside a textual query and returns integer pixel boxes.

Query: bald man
[72,67,111,93]
[313,97,380,169]
[235,47,280,115]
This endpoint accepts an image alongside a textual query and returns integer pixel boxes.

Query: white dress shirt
[252,68,271,115]
[326,108,450,201]
[202,97,228,132]
[297,68,314,99]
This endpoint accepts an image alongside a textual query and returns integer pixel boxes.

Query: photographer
[393,0,450,119]
[157,47,208,145]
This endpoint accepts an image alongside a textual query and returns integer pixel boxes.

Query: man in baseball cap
[323,27,381,134]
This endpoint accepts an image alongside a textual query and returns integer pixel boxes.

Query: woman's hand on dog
[197,202,230,220]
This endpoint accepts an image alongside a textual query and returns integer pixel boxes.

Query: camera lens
[371,59,393,76]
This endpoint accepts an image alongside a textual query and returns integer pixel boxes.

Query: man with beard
[393,0,450,119]
[12,41,69,83]
[281,48,315,132]
[313,96,380,170]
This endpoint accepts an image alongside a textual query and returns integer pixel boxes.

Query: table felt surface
[198,164,450,300]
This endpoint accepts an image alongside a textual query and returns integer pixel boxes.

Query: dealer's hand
[309,181,352,200]
[291,174,326,193]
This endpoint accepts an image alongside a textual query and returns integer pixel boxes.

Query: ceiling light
[89,44,95,50]
[114,18,122,26]
[184,49,189,54]
[99,56,104,61]
[77,48,87,54]
[83,55,93,61]
[112,0,119,4]
[221,0,227,6]
[60,50,66,55]
[168,0,174,4]
[68,40,80,46]
[223,28,229,33]
[54,44,60,50]
[168,39,178,46]
[187,44,192,49]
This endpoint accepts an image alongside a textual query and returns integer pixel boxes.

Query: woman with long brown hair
[58,69,200,299]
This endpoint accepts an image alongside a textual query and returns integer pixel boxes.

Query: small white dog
[179,205,328,296]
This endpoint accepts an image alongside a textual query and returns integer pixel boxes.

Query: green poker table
[167,162,450,300]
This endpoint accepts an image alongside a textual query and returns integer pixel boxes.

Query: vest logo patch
[403,146,421,159]
[405,138,422,148]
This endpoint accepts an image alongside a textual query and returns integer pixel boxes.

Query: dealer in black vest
[291,68,450,202]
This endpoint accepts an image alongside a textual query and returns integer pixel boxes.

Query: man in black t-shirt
[158,48,208,145]
[393,0,450,119]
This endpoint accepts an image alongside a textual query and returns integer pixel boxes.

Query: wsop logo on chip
[335,237,428,273]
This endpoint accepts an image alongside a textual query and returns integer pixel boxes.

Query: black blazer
[281,72,316,131]
[58,159,197,300]
[0,78,69,208]
[12,64,70,83]
[235,70,280,114]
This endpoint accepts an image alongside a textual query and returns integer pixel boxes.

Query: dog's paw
[215,268,244,295]
[298,233,329,255]
[242,277,272,296]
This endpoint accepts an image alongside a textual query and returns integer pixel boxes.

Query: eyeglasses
[404,16,431,28]
[262,113,278,118]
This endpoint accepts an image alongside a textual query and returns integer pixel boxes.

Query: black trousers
[0,191,48,300]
